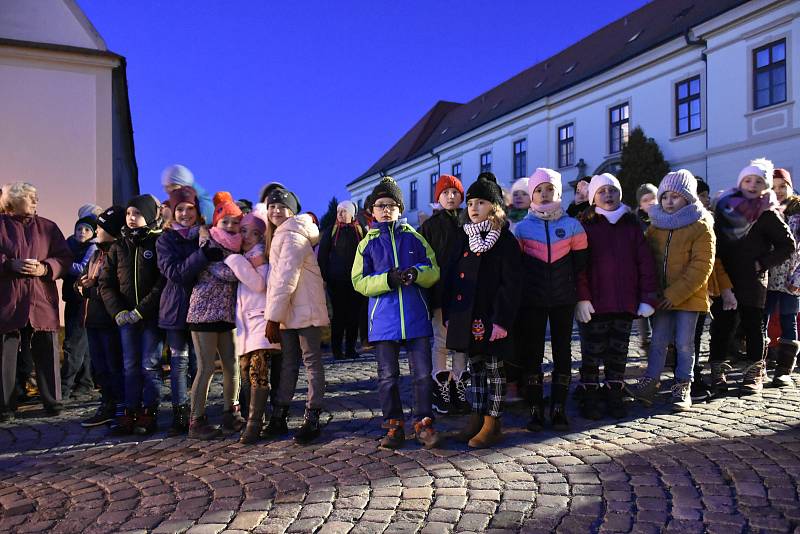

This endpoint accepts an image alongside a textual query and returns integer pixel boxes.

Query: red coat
[0,214,71,334]
[576,210,658,315]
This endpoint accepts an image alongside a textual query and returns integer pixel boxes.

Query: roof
[351,0,749,186]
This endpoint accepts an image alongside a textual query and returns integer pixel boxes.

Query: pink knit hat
[241,202,268,233]
[527,168,562,200]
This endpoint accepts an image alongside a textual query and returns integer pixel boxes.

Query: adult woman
[0,182,72,421]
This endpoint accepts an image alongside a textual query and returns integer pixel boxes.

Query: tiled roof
[351,0,749,186]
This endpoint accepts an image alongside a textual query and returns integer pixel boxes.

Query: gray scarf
[649,202,704,230]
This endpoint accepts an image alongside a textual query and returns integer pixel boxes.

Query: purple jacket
[576,210,658,315]
[0,214,71,334]
[156,227,209,330]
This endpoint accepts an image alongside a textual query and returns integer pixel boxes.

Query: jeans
[119,320,163,409]
[765,290,800,341]
[60,302,92,395]
[646,310,699,383]
[165,329,192,406]
[375,337,433,421]
[275,327,325,409]
[431,308,467,381]
[87,327,123,406]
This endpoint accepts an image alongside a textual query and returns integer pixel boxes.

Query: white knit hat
[511,177,529,195]
[588,173,621,206]
[658,169,698,204]
[737,158,774,189]
[337,200,357,218]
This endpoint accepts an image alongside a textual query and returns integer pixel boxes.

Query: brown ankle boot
[468,415,502,448]
[455,412,484,442]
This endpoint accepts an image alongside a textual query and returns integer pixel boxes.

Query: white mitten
[637,302,655,318]
[575,301,595,323]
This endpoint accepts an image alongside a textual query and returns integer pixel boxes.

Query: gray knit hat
[658,170,698,204]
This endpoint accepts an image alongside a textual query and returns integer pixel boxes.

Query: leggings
[578,313,633,383]
[190,330,239,418]
[710,299,765,363]
[468,353,505,417]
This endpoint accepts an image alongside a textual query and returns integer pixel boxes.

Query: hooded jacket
[156,226,209,330]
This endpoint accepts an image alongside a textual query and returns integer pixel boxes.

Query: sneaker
[627,376,659,406]
[413,417,443,449]
[671,381,692,412]
[81,402,115,427]
[741,360,765,396]
[690,378,711,403]
[379,419,405,449]
[450,374,471,415]
[432,372,451,415]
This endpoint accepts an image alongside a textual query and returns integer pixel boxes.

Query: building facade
[348,0,799,226]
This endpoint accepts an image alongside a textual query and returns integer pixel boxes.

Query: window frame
[409,180,418,211]
[429,172,439,203]
[608,102,630,154]
[480,151,492,173]
[451,162,462,180]
[513,138,527,180]
[675,76,702,136]
[752,38,787,110]
[557,122,575,168]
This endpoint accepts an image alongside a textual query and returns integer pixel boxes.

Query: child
[225,204,281,443]
[78,206,125,427]
[61,213,98,399]
[418,174,469,415]
[576,173,658,419]
[352,177,442,449]
[636,183,658,229]
[157,185,215,435]
[514,168,587,431]
[712,159,794,395]
[264,187,329,444]
[443,173,522,448]
[628,170,714,411]
[507,177,530,230]
[186,192,244,439]
[566,179,590,218]
[99,194,165,435]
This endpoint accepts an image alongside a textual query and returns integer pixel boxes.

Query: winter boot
[379,419,405,449]
[671,381,692,412]
[188,415,222,440]
[222,404,246,431]
[773,339,799,387]
[294,408,323,444]
[605,380,627,419]
[741,359,766,396]
[455,412,484,442]
[432,371,452,415]
[550,374,571,431]
[468,415,502,448]
[168,404,190,436]
[450,372,471,415]
[239,375,251,420]
[134,405,159,435]
[525,373,546,432]
[109,406,135,435]
[710,361,731,397]
[263,404,290,438]
[240,387,269,444]
[414,417,444,449]
[578,382,603,420]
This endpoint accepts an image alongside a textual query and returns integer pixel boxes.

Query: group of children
[3,157,797,452]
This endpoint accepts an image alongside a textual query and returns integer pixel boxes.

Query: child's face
[174,202,198,227]
[240,223,264,252]
[638,193,656,211]
[594,185,621,211]
[467,198,493,223]
[740,175,768,199]
[512,189,531,209]
[532,183,556,205]
[126,207,146,228]
[74,224,93,243]
[217,215,241,234]
[95,227,115,244]
[773,177,790,202]
[371,196,400,222]
[268,202,293,227]
[661,191,688,214]
[336,207,353,224]
[698,190,711,209]
[438,188,462,211]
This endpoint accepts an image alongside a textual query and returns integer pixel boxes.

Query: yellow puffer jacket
[645,214,715,312]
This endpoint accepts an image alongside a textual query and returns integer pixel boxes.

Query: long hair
[459,202,507,230]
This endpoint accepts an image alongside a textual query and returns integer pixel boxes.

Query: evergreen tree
[320,196,339,230]
[617,126,670,208]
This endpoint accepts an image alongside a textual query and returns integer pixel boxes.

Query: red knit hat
[212,191,243,226]
[434,174,464,202]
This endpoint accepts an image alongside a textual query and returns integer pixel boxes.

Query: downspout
[430,149,441,176]
[685,29,708,180]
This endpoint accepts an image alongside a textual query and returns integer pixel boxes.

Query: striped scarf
[463,219,500,253]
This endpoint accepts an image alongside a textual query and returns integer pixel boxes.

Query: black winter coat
[157,227,209,330]
[443,227,523,356]
[80,245,115,329]
[99,230,165,321]
[419,209,463,310]
[318,223,364,283]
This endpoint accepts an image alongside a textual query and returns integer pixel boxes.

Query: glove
[575,300,595,323]
[127,309,143,324]
[203,244,224,262]
[115,310,130,326]
[265,320,282,344]
[401,267,418,286]
[637,302,655,318]
[386,268,403,289]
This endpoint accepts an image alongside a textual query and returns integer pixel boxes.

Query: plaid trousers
[468,353,506,417]
[578,313,633,383]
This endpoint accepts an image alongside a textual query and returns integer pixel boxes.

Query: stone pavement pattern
[1,337,799,534]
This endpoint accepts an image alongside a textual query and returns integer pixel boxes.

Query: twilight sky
[79,0,648,215]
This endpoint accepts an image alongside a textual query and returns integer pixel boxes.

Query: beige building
[0,0,137,235]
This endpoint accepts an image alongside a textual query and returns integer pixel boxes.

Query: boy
[352,177,442,449]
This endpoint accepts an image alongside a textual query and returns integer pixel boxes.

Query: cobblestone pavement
[1,335,799,534]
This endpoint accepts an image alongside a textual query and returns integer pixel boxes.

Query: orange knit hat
[434,174,464,202]
[212,191,243,226]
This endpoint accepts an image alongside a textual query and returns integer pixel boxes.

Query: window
[675,76,701,135]
[609,103,629,154]
[410,180,418,211]
[754,39,787,110]
[429,172,439,203]
[513,139,527,179]
[557,123,575,168]
[451,162,462,180]
[480,151,492,173]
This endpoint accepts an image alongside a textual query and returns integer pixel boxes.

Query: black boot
[168,404,190,436]
[134,405,159,435]
[550,374,570,430]
[525,374,545,432]
[773,339,798,387]
[294,408,322,444]
[264,404,290,438]
[240,387,269,444]
[605,380,627,419]
[450,372,471,415]
[579,382,602,421]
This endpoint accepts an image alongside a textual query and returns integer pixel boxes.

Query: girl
[263,187,330,445]
[186,192,244,439]
[711,159,794,395]
[575,173,657,419]
[225,205,281,443]
[514,168,588,431]
[628,170,714,411]
[507,177,530,231]
[157,186,217,435]
[443,173,522,448]
[99,194,165,435]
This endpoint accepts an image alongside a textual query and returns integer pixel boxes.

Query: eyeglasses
[373,203,399,212]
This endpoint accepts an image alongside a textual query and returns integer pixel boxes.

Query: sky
[79,0,649,216]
